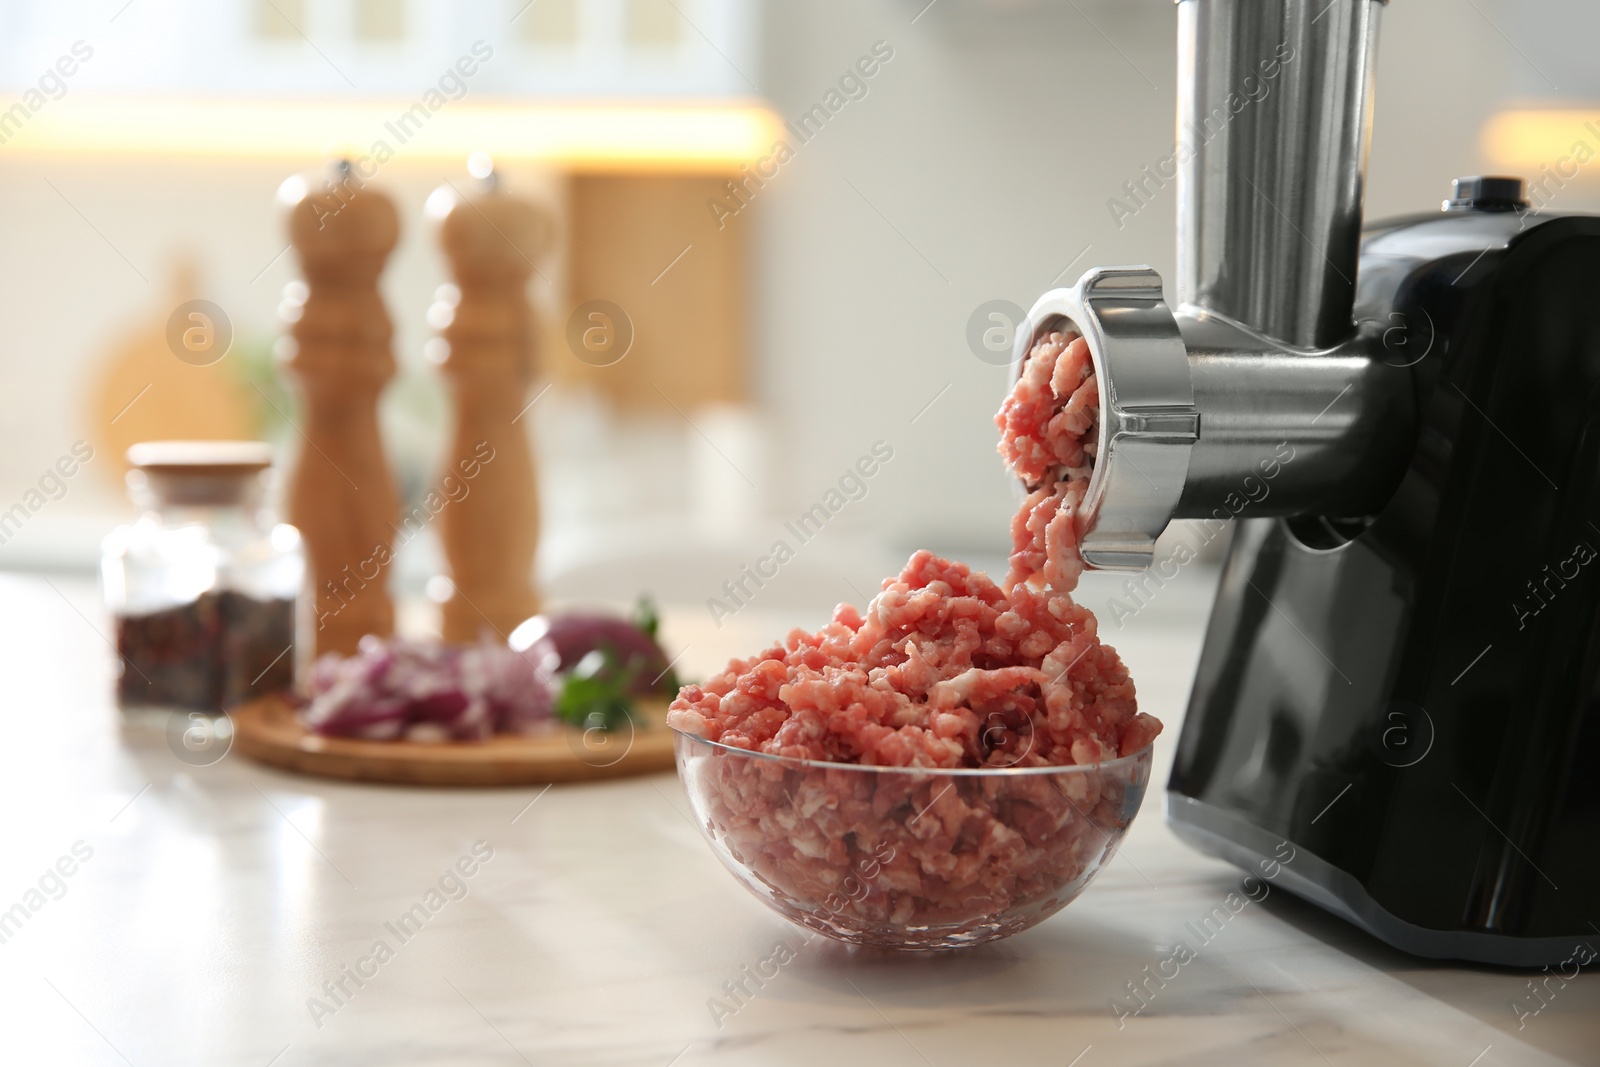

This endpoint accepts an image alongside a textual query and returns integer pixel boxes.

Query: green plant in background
[228,334,297,442]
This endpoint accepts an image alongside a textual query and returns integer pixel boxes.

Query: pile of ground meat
[667,327,1157,940]
[995,327,1100,593]
[670,551,1153,769]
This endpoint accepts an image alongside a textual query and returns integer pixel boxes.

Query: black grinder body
[1166,205,1600,967]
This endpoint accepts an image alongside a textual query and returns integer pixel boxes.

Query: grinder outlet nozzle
[1014,266,1415,569]
[1011,267,1195,571]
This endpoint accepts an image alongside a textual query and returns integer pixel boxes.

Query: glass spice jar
[101,441,304,713]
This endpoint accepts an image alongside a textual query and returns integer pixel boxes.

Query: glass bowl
[672,731,1154,950]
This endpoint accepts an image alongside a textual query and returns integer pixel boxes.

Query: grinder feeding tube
[1014,0,1600,966]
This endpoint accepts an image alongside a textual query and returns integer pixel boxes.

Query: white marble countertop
[1,569,1594,1067]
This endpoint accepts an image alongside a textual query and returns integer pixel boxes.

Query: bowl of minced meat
[669,550,1159,949]
[669,326,1160,949]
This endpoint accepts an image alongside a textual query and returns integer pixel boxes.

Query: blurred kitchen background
[1,0,1596,620]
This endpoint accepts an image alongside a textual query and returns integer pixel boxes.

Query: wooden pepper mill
[427,158,553,643]
[278,161,401,656]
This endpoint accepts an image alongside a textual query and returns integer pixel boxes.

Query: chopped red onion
[302,635,556,742]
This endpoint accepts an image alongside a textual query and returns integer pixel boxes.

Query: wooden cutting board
[232,694,676,786]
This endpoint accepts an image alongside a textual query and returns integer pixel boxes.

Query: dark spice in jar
[116,591,295,712]
[219,591,296,707]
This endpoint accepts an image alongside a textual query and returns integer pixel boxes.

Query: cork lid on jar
[125,440,274,507]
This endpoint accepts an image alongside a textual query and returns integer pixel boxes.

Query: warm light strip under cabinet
[0,96,783,172]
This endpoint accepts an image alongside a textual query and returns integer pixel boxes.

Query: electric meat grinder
[1014,0,1599,966]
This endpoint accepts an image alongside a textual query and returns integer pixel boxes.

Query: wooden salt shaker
[427,159,553,643]
[278,162,400,656]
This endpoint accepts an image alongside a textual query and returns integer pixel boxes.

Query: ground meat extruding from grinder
[672,332,1152,768]
[994,328,1100,594]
